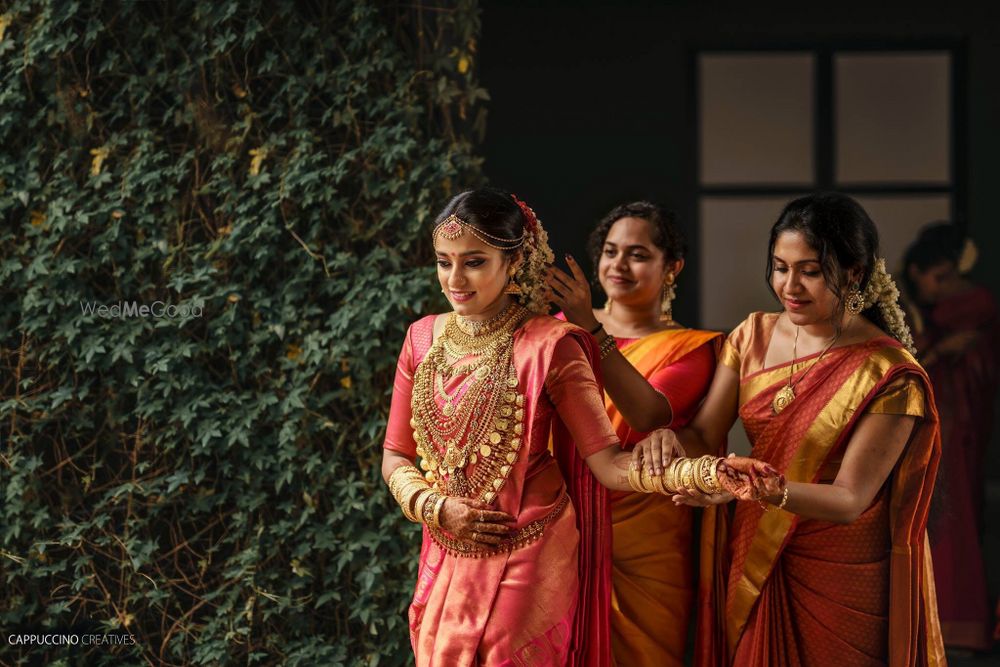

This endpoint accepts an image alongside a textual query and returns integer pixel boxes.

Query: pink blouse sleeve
[545,336,620,458]
[647,342,716,426]
[383,326,418,457]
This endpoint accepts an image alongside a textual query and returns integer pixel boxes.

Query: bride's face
[435,231,512,319]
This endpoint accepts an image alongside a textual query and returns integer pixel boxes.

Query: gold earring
[503,267,522,295]
[603,298,613,314]
[845,284,865,315]
[661,272,677,325]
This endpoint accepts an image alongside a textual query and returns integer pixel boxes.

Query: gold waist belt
[427,493,570,558]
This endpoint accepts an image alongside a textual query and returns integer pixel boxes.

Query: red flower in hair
[511,194,537,232]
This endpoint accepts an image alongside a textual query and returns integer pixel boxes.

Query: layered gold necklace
[411,303,528,505]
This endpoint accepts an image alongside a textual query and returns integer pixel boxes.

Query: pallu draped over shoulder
[384,314,618,666]
[696,312,946,667]
[604,328,720,667]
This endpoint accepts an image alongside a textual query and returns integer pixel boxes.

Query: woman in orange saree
[636,193,946,666]
[547,202,720,666]
[381,188,776,666]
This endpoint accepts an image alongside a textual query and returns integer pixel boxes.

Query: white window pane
[851,195,952,272]
[700,53,815,186]
[699,197,790,332]
[835,52,951,185]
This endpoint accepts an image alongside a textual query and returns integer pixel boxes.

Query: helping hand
[631,428,687,476]
[544,255,600,331]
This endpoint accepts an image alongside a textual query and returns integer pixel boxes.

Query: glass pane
[699,196,791,332]
[835,52,951,185]
[700,53,815,186]
[851,194,952,272]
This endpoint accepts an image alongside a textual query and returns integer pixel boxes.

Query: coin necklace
[410,303,528,502]
[771,320,844,415]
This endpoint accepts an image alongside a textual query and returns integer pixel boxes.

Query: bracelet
[589,322,604,335]
[776,486,789,510]
[599,333,617,360]
[758,486,790,512]
[388,465,431,522]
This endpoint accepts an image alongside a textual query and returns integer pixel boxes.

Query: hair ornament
[860,257,915,354]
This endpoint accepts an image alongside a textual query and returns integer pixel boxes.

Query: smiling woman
[632,192,946,666]
[378,188,778,666]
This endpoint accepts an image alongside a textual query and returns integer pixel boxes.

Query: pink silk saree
[384,314,615,666]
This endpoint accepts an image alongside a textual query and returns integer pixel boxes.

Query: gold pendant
[772,385,795,414]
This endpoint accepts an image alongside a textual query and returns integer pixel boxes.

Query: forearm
[670,425,717,458]
[381,450,417,484]
[771,481,870,524]
[584,446,634,492]
[600,346,673,432]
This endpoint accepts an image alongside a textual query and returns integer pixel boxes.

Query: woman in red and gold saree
[903,224,1000,650]
[547,202,721,666]
[697,311,945,666]
[635,193,946,666]
[381,189,776,666]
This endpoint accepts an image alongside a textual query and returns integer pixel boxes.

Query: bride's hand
[717,455,784,501]
[632,428,687,476]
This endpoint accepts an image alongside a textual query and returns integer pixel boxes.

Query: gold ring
[472,531,480,542]
[478,510,485,522]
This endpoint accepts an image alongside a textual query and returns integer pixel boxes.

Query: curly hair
[587,201,686,278]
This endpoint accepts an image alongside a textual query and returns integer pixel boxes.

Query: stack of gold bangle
[389,465,447,529]
[628,455,724,495]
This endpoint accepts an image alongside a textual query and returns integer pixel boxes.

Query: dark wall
[479,0,1000,327]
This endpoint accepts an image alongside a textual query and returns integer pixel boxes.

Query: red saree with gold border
[696,312,946,667]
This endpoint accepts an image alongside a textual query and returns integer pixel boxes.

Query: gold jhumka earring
[661,272,676,325]
[502,266,523,295]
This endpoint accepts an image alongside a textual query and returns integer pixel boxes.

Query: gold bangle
[680,458,697,493]
[694,456,721,494]
[413,489,434,523]
[432,494,447,529]
[662,459,681,493]
[704,456,723,494]
[776,486,789,510]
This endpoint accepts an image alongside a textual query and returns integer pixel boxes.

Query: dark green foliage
[0,1,486,664]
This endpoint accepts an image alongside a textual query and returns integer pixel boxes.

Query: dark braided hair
[587,201,686,279]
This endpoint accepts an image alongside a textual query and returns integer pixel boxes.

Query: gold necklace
[410,303,528,502]
[771,321,843,414]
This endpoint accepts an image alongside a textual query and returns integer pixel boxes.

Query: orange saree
[605,329,720,667]
[696,312,946,667]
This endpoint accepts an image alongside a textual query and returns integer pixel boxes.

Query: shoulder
[521,313,584,337]
[403,314,443,359]
[727,311,778,346]
[859,336,920,371]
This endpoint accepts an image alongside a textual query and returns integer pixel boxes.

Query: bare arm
[583,445,636,492]
[669,361,740,459]
[545,257,673,432]
[755,412,917,524]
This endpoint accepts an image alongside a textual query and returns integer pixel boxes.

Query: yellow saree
[606,328,721,666]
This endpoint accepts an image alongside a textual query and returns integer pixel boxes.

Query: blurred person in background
[902,222,1000,652]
